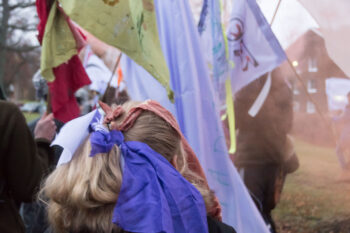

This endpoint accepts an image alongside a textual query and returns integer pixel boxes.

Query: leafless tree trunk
[0,0,10,96]
[0,0,39,99]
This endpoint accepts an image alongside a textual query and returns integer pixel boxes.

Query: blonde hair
[41,101,215,233]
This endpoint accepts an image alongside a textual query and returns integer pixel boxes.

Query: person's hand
[34,112,57,141]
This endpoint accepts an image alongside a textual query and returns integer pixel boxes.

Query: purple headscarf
[88,110,209,233]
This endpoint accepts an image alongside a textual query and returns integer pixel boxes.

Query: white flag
[298,0,350,77]
[227,0,286,93]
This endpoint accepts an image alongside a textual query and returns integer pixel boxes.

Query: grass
[23,112,40,123]
[273,138,350,233]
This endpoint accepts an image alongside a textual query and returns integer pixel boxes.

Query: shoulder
[0,101,29,142]
[0,100,22,119]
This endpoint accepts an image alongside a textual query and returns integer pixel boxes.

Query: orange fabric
[117,67,123,86]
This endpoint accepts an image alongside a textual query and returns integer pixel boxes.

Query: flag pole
[270,0,282,26]
[270,0,337,144]
[101,53,122,101]
[46,91,52,114]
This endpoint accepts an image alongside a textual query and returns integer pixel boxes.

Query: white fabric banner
[298,0,350,77]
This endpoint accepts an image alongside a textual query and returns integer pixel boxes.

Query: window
[308,57,318,72]
[307,79,317,93]
[293,101,300,112]
[306,101,316,114]
[293,86,299,95]
[291,81,299,95]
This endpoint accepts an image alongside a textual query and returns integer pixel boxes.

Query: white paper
[52,110,98,166]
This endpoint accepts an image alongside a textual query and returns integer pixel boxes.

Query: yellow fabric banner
[225,79,236,154]
[40,3,77,82]
[59,0,172,99]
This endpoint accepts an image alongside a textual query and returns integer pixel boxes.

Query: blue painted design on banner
[198,0,208,34]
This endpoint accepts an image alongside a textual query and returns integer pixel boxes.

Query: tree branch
[4,45,40,52]
[9,2,35,10]
[8,24,37,31]
[6,58,26,83]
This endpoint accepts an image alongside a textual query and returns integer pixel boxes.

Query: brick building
[282,29,349,145]
[284,28,349,115]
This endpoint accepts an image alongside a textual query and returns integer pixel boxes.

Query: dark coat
[0,101,53,233]
[234,71,294,167]
[65,216,236,233]
[207,216,237,233]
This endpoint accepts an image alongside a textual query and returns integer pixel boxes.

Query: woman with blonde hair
[41,100,235,233]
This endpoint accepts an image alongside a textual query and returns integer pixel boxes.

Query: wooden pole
[101,53,122,101]
[46,91,52,114]
[270,0,282,26]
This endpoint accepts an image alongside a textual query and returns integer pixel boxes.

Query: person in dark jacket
[234,70,299,233]
[0,100,56,233]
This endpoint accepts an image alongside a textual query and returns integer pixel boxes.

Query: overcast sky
[258,0,319,48]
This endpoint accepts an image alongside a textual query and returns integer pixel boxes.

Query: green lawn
[274,139,350,233]
[23,112,40,123]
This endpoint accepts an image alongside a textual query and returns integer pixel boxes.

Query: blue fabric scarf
[89,112,208,233]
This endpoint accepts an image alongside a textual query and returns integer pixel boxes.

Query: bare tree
[0,0,39,99]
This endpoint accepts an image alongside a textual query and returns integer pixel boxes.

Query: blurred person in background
[0,95,56,233]
[32,70,49,115]
[75,87,91,115]
[332,91,350,181]
[234,70,299,233]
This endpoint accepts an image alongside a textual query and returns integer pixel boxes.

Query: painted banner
[198,0,229,106]
[121,0,269,232]
[56,0,172,99]
[227,0,286,93]
[298,0,350,77]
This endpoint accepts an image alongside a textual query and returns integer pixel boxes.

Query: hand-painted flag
[227,0,286,93]
[37,0,90,122]
[58,0,172,100]
[198,0,229,106]
[298,0,350,77]
[121,0,270,232]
